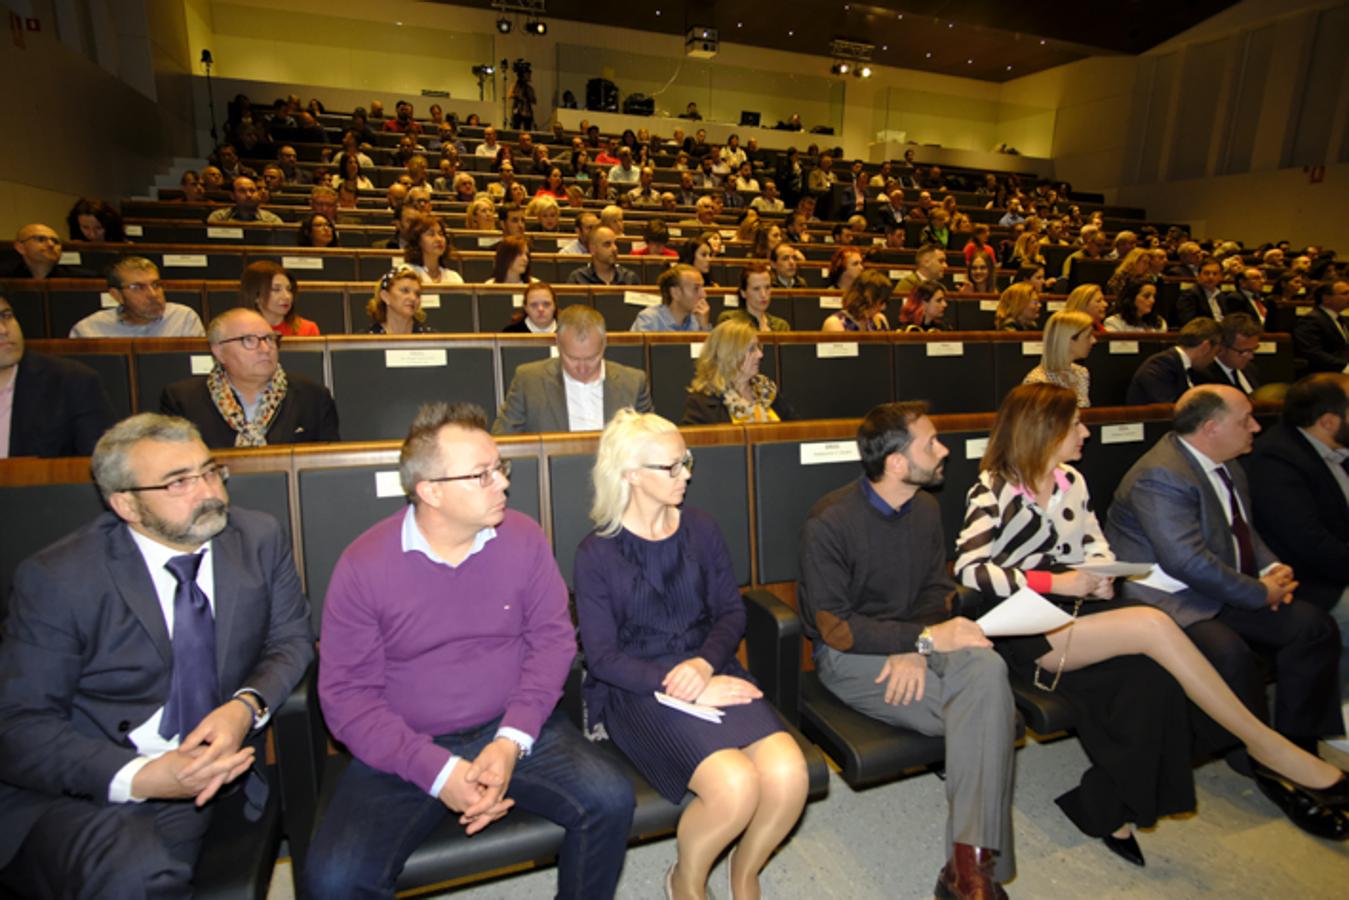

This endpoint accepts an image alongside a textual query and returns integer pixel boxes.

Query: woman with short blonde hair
[994,282,1041,330]
[683,319,791,424]
[1023,310,1094,407]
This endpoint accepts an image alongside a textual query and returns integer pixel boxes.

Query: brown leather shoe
[934,844,1008,900]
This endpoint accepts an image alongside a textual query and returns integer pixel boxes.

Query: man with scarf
[160,308,339,448]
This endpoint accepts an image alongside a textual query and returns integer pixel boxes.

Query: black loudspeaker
[586,78,619,113]
[623,93,654,116]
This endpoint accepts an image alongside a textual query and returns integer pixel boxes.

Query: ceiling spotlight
[925,52,932,58]
[496,17,512,33]
[525,19,547,35]
[832,61,850,75]
[858,65,872,78]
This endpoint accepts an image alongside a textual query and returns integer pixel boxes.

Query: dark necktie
[1216,467,1257,577]
[159,552,220,740]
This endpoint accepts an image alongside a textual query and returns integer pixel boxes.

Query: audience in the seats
[178,169,207,203]
[897,282,950,332]
[750,179,784,213]
[366,266,433,334]
[959,253,996,294]
[1023,310,1094,407]
[895,244,947,297]
[771,242,803,289]
[1168,241,1204,279]
[66,198,126,244]
[0,224,91,279]
[304,402,635,899]
[799,401,1018,896]
[678,232,720,288]
[1194,313,1261,393]
[69,257,205,338]
[634,219,678,259]
[296,212,338,248]
[573,410,807,900]
[567,226,639,287]
[598,204,624,238]
[0,293,113,458]
[241,260,319,337]
[993,282,1042,331]
[1293,279,1349,373]
[963,224,997,269]
[1125,317,1222,405]
[559,212,598,256]
[826,247,865,292]
[1063,283,1108,335]
[486,236,533,285]
[403,214,464,285]
[501,281,558,334]
[718,262,789,333]
[919,209,951,249]
[682,320,791,426]
[1225,267,1268,327]
[1174,257,1227,326]
[749,222,783,261]
[959,383,1349,860]
[1061,225,1107,279]
[0,412,312,897]
[206,177,282,224]
[161,308,338,447]
[495,305,652,433]
[824,269,892,332]
[632,264,710,332]
[1104,280,1166,333]
[1106,385,1348,837]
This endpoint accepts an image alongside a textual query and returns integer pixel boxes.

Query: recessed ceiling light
[925,52,932,58]
[1040,39,1046,45]
[882,45,888,51]
[655,9,661,15]
[1007,65,1013,70]
[967,59,973,64]
[948,23,954,29]
[394,21,402,26]
[788,30,794,36]
[737,22,743,28]
[897,14,903,19]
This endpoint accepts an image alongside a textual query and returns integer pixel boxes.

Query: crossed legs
[669,732,808,900]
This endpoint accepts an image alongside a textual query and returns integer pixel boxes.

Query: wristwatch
[232,689,268,730]
[915,627,935,657]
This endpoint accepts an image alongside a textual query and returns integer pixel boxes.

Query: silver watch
[915,627,935,657]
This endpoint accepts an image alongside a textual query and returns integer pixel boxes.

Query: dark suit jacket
[1165,263,1199,280]
[1125,347,1194,405]
[492,357,652,434]
[0,258,94,279]
[1248,422,1349,610]
[1223,289,1266,325]
[1173,286,1225,327]
[7,352,114,457]
[0,509,313,867]
[159,373,340,448]
[1292,306,1349,373]
[1193,359,1261,394]
[1105,432,1276,627]
[679,389,794,426]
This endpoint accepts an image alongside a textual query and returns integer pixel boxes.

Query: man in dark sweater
[798,401,1017,899]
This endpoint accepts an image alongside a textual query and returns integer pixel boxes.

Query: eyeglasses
[122,464,229,496]
[21,234,61,246]
[0,308,15,323]
[425,458,511,489]
[216,333,282,350]
[118,280,163,294]
[641,451,694,479]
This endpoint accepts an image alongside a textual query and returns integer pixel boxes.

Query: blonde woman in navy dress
[574,410,808,900]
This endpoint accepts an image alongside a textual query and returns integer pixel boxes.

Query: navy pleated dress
[574,507,785,803]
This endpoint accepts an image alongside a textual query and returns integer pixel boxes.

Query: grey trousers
[816,645,1018,883]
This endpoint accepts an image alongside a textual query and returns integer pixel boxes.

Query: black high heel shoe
[1252,762,1349,809]
[1102,832,1145,867]
[1251,763,1349,841]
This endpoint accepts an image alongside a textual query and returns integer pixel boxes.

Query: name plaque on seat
[1022,342,1044,355]
[799,441,861,465]
[926,341,964,357]
[816,342,859,358]
[980,300,998,311]
[512,294,524,308]
[162,254,207,267]
[965,437,989,459]
[190,355,214,375]
[478,237,501,248]
[282,256,324,270]
[1101,423,1145,444]
[100,292,118,308]
[1256,342,1276,354]
[818,297,843,309]
[889,270,905,279]
[59,251,82,265]
[124,224,143,237]
[1046,300,1065,312]
[385,349,447,368]
[419,295,441,309]
[1108,341,1139,355]
[722,296,739,307]
[374,471,404,498]
[623,291,661,307]
[207,227,244,239]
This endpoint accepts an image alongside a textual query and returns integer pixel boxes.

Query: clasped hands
[438,738,519,835]
[1260,563,1297,610]
[662,656,762,708]
[131,698,256,806]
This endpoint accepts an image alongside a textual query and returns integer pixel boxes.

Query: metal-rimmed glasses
[424,459,512,489]
[215,333,282,350]
[122,464,230,496]
[641,451,694,478]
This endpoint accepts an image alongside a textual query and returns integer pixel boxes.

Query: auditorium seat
[776,333,892,420]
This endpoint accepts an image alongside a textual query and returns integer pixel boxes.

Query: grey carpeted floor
[268,733,1349,899]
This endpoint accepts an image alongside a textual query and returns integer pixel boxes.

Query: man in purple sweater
[304,402,634,899]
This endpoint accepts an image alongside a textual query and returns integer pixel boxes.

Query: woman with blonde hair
[1013,230,1046,269]
[1106,247,1153,297]
[823,268,892,332]
[1064,283,1109,335]
[574,410,808,900]
[1023,310,1094,407]
[994,282,1041,331]
[682,319,792,424]
[464,197,497,231]
[525,194,562,232]
[365,266,433,334]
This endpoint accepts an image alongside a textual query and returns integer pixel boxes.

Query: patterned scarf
[723,374,780,424]
[206,362,288,447]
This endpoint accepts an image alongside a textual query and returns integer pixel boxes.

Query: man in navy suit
[1124,317,1222,405]
[1224,267,1269,327]
[1173,258,1227,326]
[0,414,313,897]
[0,294,114,458]
[1194,313,1263,395]
[1293,279,1349,374]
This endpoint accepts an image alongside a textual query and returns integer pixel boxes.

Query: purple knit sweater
[318,508,575,793]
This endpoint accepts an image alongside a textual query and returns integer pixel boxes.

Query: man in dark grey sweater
[798,402,1018,899]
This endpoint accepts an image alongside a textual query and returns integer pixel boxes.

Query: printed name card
[720,229,737,239]
[1255,341,1276,355]
[162,254,207,267]
[385,349,447,368]
[889,269,906,279]
[282,256,324,270]
[207,227,243,239]
[965,437,989,460]
[190,355,215,375]
[1179,282,1195,291]
[623,291,661,307]
[722,296,739,307]
[799,441,861,465]
[374,471,404,498]
[100,291,118,308]
[819,297,843,309]
[512,293,524,308]
[59,251,82,265]
[669,227,682,237]
[926,341,964,357]
[419,295,442,309]
[555,237,570,249]
[816,342,859,359]
[549,345,559,358]
[1022,341,1044,356]
[872,237,886,246]
[1296,306,1313,316]
[1101,423,1145,444]
[632,242,648,253]
[980,300,998,311]
[477,236,501,248]
[1046,300,1065,312]
[124,224,143,237]
[689,342,705,358]
[1108,341,1140,355]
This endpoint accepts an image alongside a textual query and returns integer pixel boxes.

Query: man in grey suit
[0,414,313,897]
[1105,386,1343,832]
[493,305,653,434]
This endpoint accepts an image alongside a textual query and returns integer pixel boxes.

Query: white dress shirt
[562,363,606,431]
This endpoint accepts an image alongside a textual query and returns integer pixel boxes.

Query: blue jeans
[303,709,634,900]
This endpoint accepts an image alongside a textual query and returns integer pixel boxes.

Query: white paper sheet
[654,692,724,723]
[1072,560,1154,578]
[976,587,1074,637]
[1133,564,1189,594]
